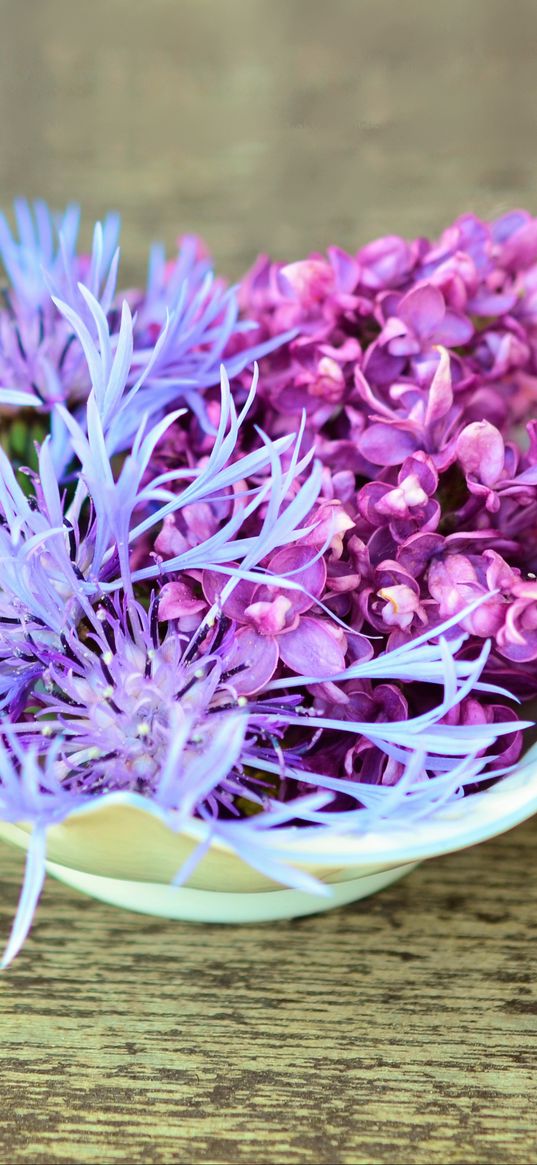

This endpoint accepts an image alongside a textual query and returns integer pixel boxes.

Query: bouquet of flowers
[0,202,535,963]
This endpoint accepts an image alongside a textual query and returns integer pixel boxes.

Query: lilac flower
[497,578,537,662]
[232,249,363,421]
[372,283,474,382]
[235,213,537,700]
[356,235,421,290]
[357,451,440,540]
[428,549,510,635]
[201,544,347,692]
[355,346,460,468]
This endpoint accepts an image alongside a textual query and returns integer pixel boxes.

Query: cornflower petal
[1,827,46,969]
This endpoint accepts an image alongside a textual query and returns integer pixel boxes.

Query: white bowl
[1,743,537,923]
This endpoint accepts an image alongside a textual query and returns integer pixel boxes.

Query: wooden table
[1,825,536,1165]
[0,1,536,1161]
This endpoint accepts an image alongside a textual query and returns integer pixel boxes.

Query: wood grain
[0,823,536,1165]
[0,0,537,1160]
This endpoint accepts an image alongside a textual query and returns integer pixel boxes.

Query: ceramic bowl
[0,742,536,924]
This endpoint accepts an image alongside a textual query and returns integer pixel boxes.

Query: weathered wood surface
[0,0,537,1161]
[0,824,536,1165]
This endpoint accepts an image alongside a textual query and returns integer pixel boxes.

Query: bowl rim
[2,742,537,876]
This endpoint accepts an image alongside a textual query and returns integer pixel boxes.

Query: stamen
[221,662,248,680]
[183,620,211,663]
[100,657,114,687]
[149,595,160,648]
[63,519,78,560]
[175,675,198,700]
[14,325,26,361]
[60,634,79,665]
[210,614,231,654]
[57,332,76,371]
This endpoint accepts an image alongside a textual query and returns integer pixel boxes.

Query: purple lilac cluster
[0,202,532,964]
[228,213,537,697]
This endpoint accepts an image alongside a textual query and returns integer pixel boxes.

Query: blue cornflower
[0,202,288,470]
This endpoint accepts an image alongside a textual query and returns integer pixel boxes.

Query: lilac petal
[457,421,505,486]
[366,526,398,564]
[433,310,473,346]
[401,452,438,497]
[327,246,359,293]
[357,235,416,290]
[396,532,445,577]
[203,570,256,621]
[469,289,517,316]
[492,208,530,243]
[363,341,406,386]
[278,617,346,677]
[498,636,537,664]
[158,581,206,620]
[347,633,375,664]
[424,347,453,427]
[259,544,327,615]
[154,515,189,558]
[280,258,332,301]
[222,626,279,694]
[397,284,446,339]
[358,423,419,466]
[381,316,411,345]
[501,218,537,270]
[245,596,293,635]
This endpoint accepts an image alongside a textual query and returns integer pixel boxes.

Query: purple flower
[357,451,439,540]
[456,420,505,487]
[1,598,523,964]
[201,544,347,692]
[425,550,537,664]
[497,577,537,662]
[0,203,120,435]
[233,211,537,715]
[379,282,474,358]
[1,202,536,966]
[427,550,515,638]
[356,235,421,291]
[0,202,288,471]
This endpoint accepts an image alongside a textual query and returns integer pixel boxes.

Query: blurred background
[2,0,536,280]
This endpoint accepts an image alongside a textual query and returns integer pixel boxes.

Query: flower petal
[158,581,206,620]
[358,423,419,466]
[222,626,279,694]
[202,569,256,621]
[456,421,505,487]
[259,543,327,615]
[434,310,473,346]
[397,284,446,339]
[279,617,347,677]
